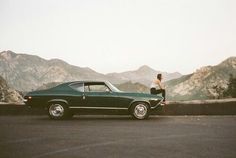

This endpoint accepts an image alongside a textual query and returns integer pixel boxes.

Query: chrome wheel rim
[133,104,147,119]
[49,104,64,117]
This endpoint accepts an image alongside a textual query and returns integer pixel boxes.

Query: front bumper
[150,98,164,109]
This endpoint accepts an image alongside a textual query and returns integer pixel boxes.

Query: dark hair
[157,74,162,81]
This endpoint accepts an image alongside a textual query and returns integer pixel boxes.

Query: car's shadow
[35,115,167,122]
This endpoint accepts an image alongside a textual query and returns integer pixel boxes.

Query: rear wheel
[48,103,71,120]
[131,102,150,120]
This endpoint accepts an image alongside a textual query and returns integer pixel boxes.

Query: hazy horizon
[1,0,236,75]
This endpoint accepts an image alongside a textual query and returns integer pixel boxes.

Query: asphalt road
[0,115,236,158]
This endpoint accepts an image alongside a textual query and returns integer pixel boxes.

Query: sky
[0,0,235,74]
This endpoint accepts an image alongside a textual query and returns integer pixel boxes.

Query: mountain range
[0,50,181,91]
[0,50,235,101]
[107,65,181,86]
[166,57,236,100]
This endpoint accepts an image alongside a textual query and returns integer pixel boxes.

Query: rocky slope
[0,50,181,91]
[36,82,62,90]
[0,75,23,103]
[166,57,236,100]
[0,51,111,91]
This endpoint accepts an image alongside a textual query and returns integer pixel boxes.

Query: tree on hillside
[212,85,225,99]
[224,74,236,98]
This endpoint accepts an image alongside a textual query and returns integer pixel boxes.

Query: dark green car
[24,81,163,120]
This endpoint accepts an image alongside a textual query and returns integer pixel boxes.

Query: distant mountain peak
[138,65,151,70]
[220,56,236,68]
[0,50,17,60]
[224,56,236,62]
[49,58,69,66]
[137,65,155,72]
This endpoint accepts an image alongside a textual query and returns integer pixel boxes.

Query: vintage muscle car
[24,81,163,120]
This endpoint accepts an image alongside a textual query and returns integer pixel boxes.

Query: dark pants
[150,88,166,101]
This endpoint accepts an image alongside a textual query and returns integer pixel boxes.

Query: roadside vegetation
[223,74,236,98]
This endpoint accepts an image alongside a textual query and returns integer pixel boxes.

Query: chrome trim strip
[48,99,68,104]
[69,106,128,110]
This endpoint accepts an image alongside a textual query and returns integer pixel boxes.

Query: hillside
[0,75,23,103]
[166,57,236,100]
[0,50,181,91]
[0,51,111,91]
[36,82,62,90]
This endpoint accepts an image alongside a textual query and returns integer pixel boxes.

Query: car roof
[50,80,109,90]
[65,80,109,85]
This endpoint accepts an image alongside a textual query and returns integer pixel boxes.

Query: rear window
[69,83,84,92]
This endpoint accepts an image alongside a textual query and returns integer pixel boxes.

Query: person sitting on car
[150,73,166,105]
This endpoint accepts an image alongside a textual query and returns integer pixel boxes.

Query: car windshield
[105,81,121,92]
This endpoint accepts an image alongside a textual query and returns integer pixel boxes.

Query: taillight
[24,96,32,102]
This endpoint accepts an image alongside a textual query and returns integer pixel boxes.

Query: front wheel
[131,102,150,120]
[48,103,70,120]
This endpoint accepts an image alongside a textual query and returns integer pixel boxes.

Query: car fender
[48,99,68,105]
[128,99,151,110]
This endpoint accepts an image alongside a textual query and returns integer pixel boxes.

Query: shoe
[160,101,166,106]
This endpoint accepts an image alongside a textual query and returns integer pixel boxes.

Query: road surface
[0,115,236,158]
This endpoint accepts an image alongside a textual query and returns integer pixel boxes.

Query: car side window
[85,84,110,92]
[70,83,84,92]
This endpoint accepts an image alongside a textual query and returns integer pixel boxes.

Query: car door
[83,82,119,109]
[68,82,85,107]
[111,92,133,108]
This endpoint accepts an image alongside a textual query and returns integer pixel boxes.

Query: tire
[48,102,70,120]
[130,102,150,120]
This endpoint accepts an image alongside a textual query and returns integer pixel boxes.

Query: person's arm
[155,79,165,89]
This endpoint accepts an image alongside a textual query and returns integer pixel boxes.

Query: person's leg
[162,89,166,102]
[156,89,166,102]
[150,88,157,94]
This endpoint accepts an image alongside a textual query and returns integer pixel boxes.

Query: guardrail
[0,99,236,115]
[153,99,236,115]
